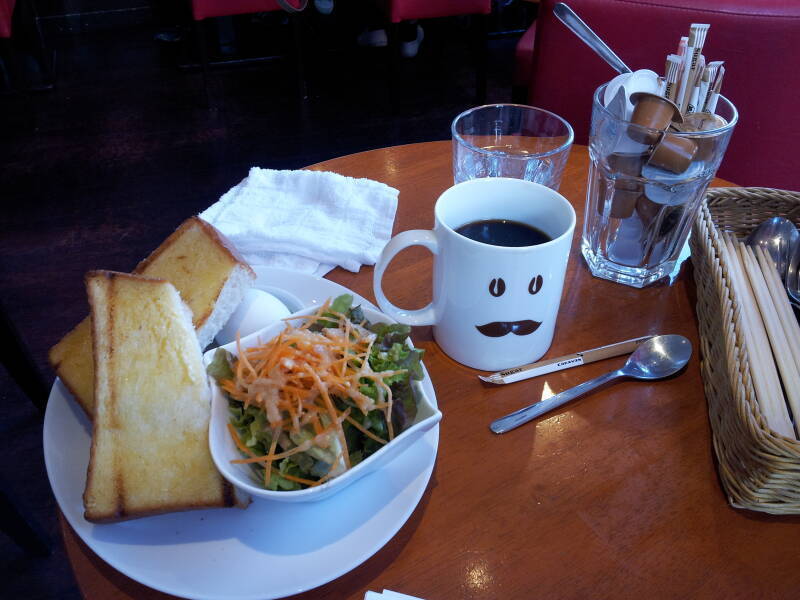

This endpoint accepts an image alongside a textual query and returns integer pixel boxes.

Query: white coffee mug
[373,177,576,371]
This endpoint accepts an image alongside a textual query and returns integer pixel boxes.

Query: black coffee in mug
[455,219,552,247]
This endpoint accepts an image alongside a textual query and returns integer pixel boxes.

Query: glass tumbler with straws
[582,84,737,288]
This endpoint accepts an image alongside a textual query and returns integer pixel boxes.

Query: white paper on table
[364,590,425,600]
[382,591,425,600]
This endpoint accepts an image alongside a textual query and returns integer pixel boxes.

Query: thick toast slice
[83,271,245,522]
[49,217,255,417]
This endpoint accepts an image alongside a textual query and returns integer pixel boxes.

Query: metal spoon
[553,2,632,74]
[489,335,692,434]
[745,217,799,280]
[786,239,800,307]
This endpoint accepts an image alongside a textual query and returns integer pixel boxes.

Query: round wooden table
[60,141,800,599]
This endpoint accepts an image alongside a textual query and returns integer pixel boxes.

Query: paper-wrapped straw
[686,54,706,113]
[664,54,682,102]
[677,36,688,57]
[700,60,723,112]
[677,23,710,113]
[706,65,725,114]
[695,68,712,114]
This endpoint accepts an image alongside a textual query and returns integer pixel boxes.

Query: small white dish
[204,304,442,503]
[215,288,291,346]
[259,285,304,313]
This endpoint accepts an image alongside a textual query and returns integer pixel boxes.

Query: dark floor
[0,5,526,598]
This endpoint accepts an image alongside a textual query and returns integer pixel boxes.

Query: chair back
[191,0,283,20]
[1,0,16,38]
[527,0,800,188]
[389,0,491,23]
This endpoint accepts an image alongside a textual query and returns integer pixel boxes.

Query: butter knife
[478,335,654,385]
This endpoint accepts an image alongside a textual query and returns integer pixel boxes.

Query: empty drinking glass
[451,104,574,190]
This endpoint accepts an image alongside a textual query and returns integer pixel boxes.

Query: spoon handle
[553,3,632,74]
[490,369,623,434]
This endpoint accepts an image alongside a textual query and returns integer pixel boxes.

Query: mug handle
[373,229,438,326]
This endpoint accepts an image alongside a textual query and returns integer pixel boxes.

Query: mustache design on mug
[475,319,542,337]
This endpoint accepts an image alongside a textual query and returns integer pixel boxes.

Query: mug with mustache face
[373,177,576,371]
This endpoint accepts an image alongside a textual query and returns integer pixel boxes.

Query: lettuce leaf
[206,348,234,381]
[311,293,354,330]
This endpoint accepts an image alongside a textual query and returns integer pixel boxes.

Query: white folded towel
[200,167,399,277]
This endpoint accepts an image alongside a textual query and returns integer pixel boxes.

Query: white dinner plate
[43,267,440,600]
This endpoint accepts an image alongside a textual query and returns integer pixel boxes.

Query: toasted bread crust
[84,270,117,521]
[134,216,255,282]
[83,270,244,522]
[82,494,246,523]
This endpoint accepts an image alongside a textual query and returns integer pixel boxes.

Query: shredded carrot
[221,299,407,488]
[272,469,320,487]
[344,414,388,445]
[264,428,279,487]
[232,441,313,464]
[227,423,256,457]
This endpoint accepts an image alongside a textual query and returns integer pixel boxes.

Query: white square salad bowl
[203,303,442,503]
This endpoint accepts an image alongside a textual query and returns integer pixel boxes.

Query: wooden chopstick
[720,234,795,438]
[754,247,800,376]
[740,244,800,437]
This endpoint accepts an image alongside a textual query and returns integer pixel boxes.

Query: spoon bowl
[490,334,692,433]
[623,334,693,379]
[745,217,799,279]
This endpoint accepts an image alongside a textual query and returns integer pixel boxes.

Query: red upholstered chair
[518,0,800,189]
[388,0,491,22]
[387,0,492,102]
[190,0,307,105]
[191,0,298,20]
[0,0,14,39]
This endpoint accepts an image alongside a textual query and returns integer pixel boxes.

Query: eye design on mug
[528,275,543,295]
[489,278,506,297]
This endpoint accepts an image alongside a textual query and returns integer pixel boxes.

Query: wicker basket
[690,187,800,514]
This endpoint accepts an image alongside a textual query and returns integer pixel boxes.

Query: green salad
[207,294,424,491]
